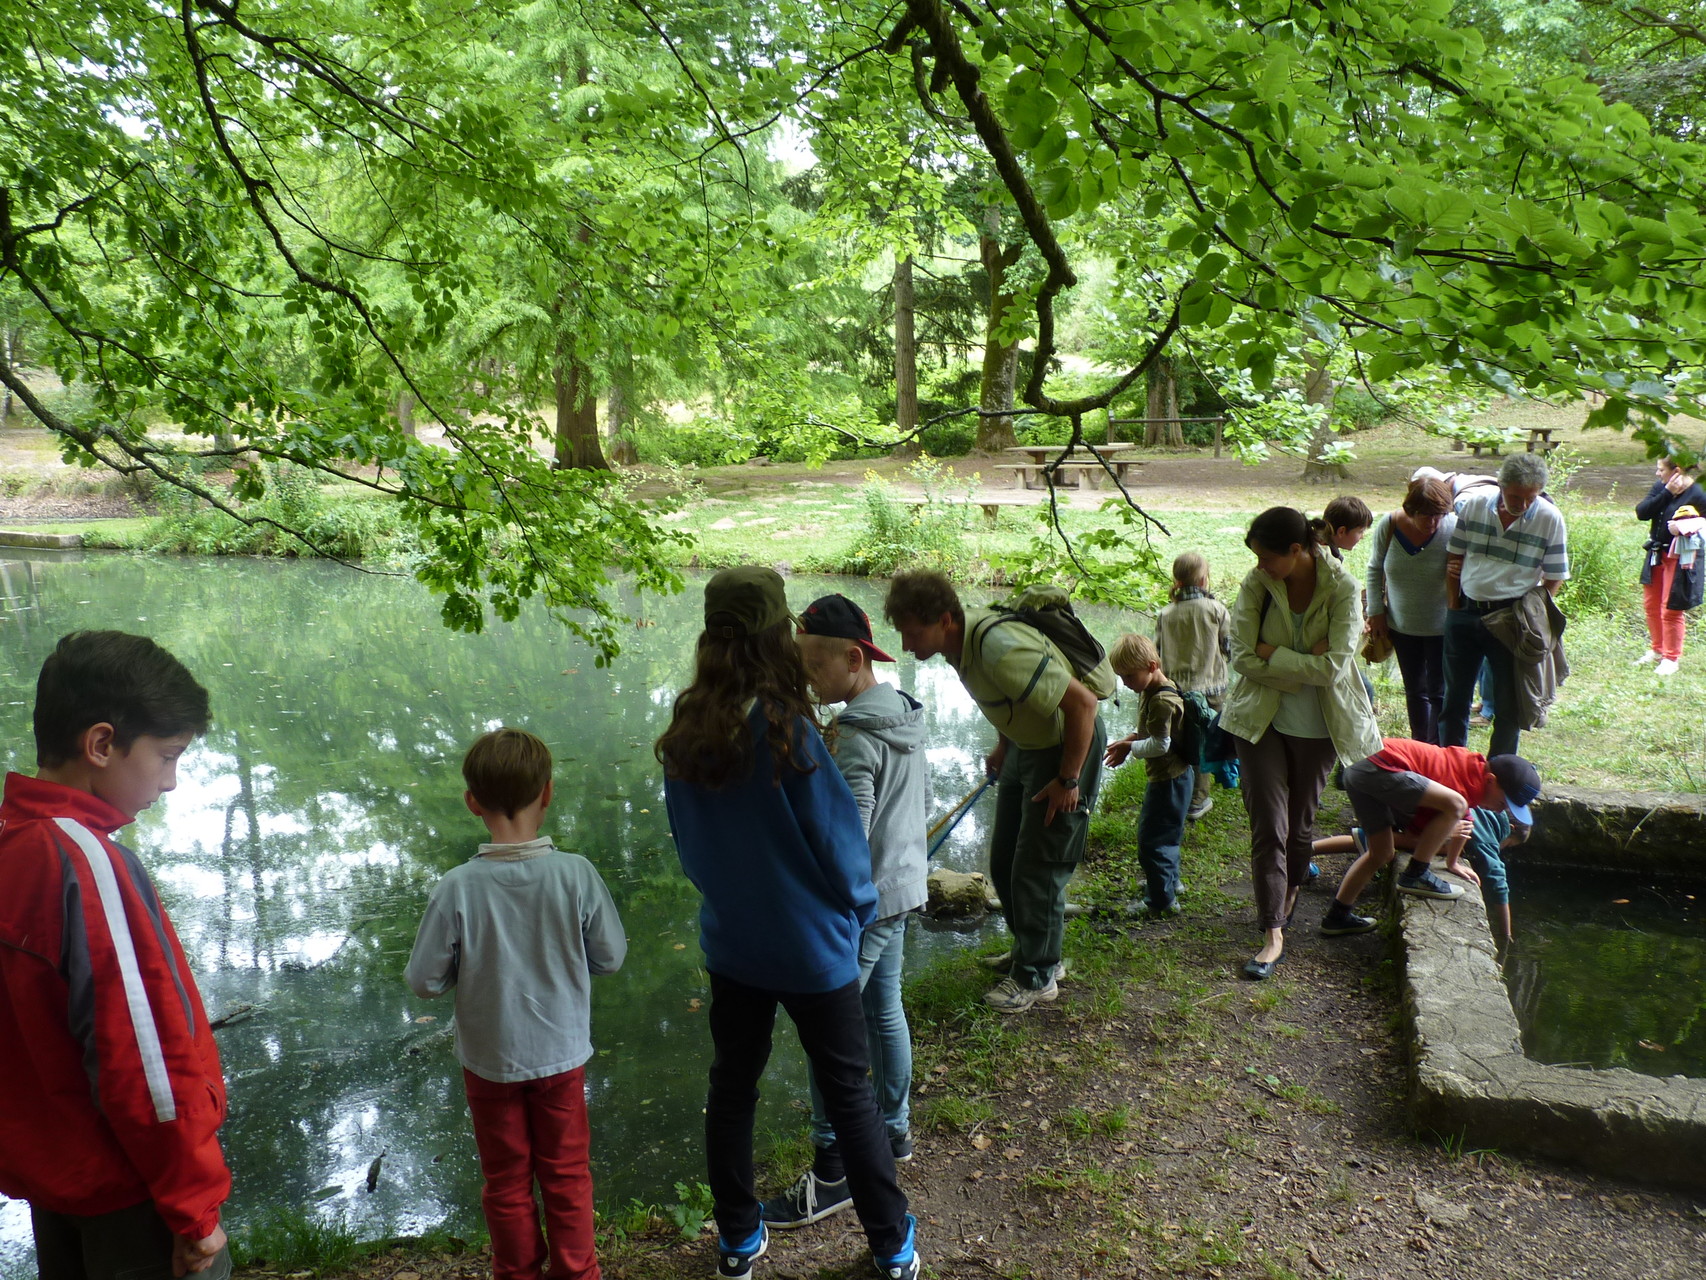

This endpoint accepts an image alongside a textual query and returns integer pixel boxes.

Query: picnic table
[996,444,1146,490]
[1457,426,1556,459]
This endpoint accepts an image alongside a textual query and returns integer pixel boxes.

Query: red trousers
[463,1067,599,1280]
[1644,553,1687,661]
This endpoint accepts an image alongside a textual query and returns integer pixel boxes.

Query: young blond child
[1103,634,1192,916]
[1154,552,1231,819]
[406,729,627,1280]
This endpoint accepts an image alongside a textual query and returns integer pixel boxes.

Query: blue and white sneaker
[1350,827,1369,858]
[875,1213,920,1280]
[1305,861,1321,883]
[716,1223,768,1279]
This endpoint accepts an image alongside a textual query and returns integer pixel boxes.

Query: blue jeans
[808,914,912,1147]
[1138,770,1193,909]
[1441,609,1521,757]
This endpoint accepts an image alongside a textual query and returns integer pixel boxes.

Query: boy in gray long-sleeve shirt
[406,729,626,1280]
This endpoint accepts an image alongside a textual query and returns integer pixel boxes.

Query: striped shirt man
[1448,490,1570,604]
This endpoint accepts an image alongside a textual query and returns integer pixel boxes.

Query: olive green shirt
[954,608,1080,750]
[1136,684,1190,783]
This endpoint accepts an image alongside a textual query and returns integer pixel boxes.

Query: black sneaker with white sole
[1397,867,1465,900]
[1320,903,1378,935]
[759,1170,852,1230]
[890,1131,914,1162]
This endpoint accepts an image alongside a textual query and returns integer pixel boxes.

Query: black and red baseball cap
[797,594,896,662]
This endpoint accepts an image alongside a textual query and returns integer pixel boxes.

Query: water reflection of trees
[1507,873,1706,1077]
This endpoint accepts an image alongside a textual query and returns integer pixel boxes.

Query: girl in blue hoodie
[656,567,918,1280]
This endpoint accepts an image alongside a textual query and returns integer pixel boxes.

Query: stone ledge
[1397,878,1706,1190]
[1527,784,1706,876]
[0,530,82,549]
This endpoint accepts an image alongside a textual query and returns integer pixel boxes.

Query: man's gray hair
[1499,452,1549,490]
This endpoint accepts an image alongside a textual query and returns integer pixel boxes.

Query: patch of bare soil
[0,491,140,522]
[706,445,1654,515]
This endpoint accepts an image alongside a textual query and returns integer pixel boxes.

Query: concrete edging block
[0,530,83,549]
[1397,864,1706,1190]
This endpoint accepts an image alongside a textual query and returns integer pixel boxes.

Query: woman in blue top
[656,566,918,1280]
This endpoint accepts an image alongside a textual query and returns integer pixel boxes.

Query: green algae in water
[1505,864,1706,1078]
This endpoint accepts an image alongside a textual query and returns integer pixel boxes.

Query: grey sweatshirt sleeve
[404,892,459,998]
[834,728,880,836]
[579,864,628,976]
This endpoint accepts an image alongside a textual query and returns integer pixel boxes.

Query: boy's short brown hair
[35,631,210,767]
[1109,632,1161,675]
[462,728,552,818]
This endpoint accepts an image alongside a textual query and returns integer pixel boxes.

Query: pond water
[0,552,1123,1275]
[1505,863,1706,1078]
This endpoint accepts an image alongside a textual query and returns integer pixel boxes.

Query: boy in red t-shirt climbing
[1319,737,1541,936]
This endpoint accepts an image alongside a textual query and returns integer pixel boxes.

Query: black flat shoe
[1242,952,1284,981]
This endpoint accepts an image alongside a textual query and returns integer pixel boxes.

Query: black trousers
[31,1201,232,1280]
[705,971,908,1256]
[1389,628,1445,744]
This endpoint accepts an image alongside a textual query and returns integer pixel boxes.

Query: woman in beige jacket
[1220,508,1384,980]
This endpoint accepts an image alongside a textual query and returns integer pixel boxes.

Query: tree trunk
[1301,351,1347,482]
[553,333,608,471]
[890,255,920,457]
[0,324,16,422]
[549,54,609,473]
[1143,359,1183,446]
[395,391,417,439]
[976,207,1024,453]
[606,350,638,465]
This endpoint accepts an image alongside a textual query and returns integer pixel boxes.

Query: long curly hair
[655,621,820,789]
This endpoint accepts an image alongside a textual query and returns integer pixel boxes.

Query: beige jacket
[1155,592,1232,695]
[1482,588,1569,731]
[1218,552,1384,766]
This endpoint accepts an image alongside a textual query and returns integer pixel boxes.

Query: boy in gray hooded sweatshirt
[761,594,930,1231]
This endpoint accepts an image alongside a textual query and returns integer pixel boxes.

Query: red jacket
[0,774,229,1238]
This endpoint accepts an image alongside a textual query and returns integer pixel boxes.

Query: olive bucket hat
[704,565,792,638]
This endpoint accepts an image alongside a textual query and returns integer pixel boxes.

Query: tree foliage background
[4,0,1706,651]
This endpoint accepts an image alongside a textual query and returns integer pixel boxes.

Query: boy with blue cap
[1320,739,1540,935]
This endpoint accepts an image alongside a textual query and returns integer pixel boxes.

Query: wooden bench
[995,460,1145,490]
[1526,427,1558,454]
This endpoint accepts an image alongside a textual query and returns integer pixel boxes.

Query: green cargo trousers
[987,714,1107,990]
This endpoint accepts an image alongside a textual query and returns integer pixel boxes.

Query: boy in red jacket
[0,631,231,1280]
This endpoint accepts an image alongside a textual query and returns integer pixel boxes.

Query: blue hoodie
[665,707,877,993]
